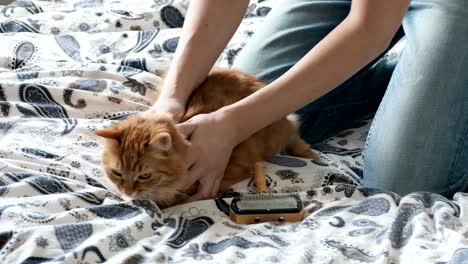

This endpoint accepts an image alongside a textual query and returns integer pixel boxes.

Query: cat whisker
[100,69,316,208]
[151,188,190,199]
[173,191,190,199]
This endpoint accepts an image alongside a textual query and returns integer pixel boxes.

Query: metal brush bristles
[236,193,300,210]
[229,163,305,224]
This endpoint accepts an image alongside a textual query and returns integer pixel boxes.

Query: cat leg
[218,163,253,195]
[283,114,320,159]
[285,135,320,160]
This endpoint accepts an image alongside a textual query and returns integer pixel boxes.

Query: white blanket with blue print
[0,0,467,263]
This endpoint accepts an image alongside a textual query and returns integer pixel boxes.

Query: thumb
[186,173,223,202]
[171,112,183,123]
[176,120,197,139]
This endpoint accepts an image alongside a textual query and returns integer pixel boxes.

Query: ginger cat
[96,69,318,208]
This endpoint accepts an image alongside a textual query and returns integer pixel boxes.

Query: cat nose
[123,189,136,196]
[120,186,135,196]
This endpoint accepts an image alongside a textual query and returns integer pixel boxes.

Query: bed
[0,0,467,263]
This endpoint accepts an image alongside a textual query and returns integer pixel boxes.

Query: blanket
[0,0,467,263]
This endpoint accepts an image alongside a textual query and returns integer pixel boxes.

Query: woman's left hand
[177,110,240,201]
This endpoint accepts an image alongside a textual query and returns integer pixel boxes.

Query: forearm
[160,0,250,104]
[223,18,397,144]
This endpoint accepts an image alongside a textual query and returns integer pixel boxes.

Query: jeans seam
[362,107,381,162]
[321,100,370,110]
[448,120,468,194]
[459,171,468,194]
[320,101,370,118]
[445,40,468,194]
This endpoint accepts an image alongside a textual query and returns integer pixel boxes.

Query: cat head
[95,113,190,206]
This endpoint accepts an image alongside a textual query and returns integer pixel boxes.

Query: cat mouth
[114,188,143,200]
[120,192,142,201]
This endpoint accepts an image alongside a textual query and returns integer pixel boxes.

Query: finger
[139,110,154,118]
[176,121,196,138]
[209,176,223,197]
[185,192,205,203]
[186,181,214,202]
[188,186,213,202]
[172,112,183,123]
[181,163,202,190]
[185,148,198,168]
[189,173,223,202]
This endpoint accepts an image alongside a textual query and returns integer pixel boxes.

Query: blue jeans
[233,0,468,197]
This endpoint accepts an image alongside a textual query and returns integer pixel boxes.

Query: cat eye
[138,173,152,180]
[111,169,122,177]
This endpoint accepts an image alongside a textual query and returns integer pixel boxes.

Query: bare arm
[153,0,250,107]
[222,0,411,145]
[178,0,411,200]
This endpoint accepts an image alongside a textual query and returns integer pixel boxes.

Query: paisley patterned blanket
[0,0,467,263]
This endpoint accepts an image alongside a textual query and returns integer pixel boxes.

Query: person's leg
[363,0,468,197]
[233,0,401,143]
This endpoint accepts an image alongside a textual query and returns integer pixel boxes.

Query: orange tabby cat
[96,69,318,208]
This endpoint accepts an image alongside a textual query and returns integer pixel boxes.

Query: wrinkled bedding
[0,0,467,263]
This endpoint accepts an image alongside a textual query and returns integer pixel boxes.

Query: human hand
[177,110,239,201]
[144,96,185,122]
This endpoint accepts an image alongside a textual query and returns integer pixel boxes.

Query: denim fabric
[233,0,468,197]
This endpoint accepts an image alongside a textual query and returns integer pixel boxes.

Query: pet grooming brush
[229,162,305,224]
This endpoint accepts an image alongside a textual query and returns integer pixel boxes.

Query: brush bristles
[236,193,299,210]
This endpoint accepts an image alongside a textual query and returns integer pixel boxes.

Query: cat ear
[149,132,172,153]
[95,128,122,142]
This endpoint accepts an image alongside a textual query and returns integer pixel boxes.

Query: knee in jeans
[413,0,468,14]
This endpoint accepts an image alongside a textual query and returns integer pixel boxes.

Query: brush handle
[254,162,268,193]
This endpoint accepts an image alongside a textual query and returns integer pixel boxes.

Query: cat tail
[285,114,320,160]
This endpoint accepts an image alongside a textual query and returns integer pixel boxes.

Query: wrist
[147,94,186,121]
[158,93,183,103]
[215,104,254,146]
[158,84,189,104]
